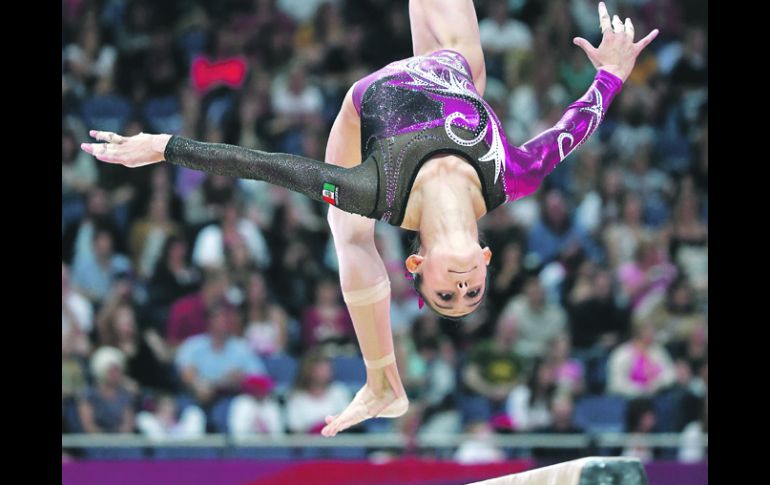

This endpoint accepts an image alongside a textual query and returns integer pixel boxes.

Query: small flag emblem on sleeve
[322,182,338,206]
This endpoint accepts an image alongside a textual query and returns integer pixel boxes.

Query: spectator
[62,333,87,432]
[622,397,658,462]
[62,21,118,93]
[228,375,286,437]
[479,0,533,78]
[128,194,182,279]
[145,236,202,328]
[404,334,457,434]
[604,193,653,269]
[678,395,707,463]
[463,313,525,412]
[243,272,291,357]
[166,268,231,347]
[62,127,98,225]
[136,394,206,440]
[285,351,351,433]
[505,358,556,432]
[62,262,93,351]
[99,303,178,393]
[546,334,585,397]
[184,174,237,227]
[607,320,676,398]
[532,395,585,464]
[176,304,267,407]
[527,190,601,267]
[454,421,507,464]
[566,267,630,352]
[617,237,677,316]
[486,240,528,317]
[62,188,121,265]
[77,347,136,433]
[647,277,703,345]
[300,278,354,352]
[668,192,708,296]
[193,200,271,270]
[501,276,567,360]
[70,226,132,305]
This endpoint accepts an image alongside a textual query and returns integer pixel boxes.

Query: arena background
[61,0,708,483]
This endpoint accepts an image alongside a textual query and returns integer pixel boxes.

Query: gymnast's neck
[403,154,486,248]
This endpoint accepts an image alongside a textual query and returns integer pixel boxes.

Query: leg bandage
[342,278,391,306]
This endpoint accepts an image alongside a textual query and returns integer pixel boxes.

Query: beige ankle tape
[342,278,390,306]
[363,352,396,369]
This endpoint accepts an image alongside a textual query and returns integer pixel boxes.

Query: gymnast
[82,1,657,437]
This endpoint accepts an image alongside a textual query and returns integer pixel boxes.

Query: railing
[62,432,707,449]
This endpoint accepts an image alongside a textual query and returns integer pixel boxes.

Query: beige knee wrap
[342,278,391,307]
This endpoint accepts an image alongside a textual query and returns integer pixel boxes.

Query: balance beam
[466,457,647,485]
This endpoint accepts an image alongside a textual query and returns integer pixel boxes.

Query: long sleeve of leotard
[505,69,623,201]
[163,136,379,218]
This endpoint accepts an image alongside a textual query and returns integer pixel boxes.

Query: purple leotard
[351,49,623,225]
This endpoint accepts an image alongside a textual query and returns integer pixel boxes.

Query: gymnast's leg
[319,88,409,437]
[408,0,487,95]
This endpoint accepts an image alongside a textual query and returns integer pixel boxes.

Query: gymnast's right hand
[81,130,172,167]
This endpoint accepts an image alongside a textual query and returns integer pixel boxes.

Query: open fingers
[598,2,612,34]
[634,28,660,53]
[625,18,635,41]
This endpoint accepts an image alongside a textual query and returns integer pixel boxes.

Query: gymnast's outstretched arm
[81,130,380,219]
[505,2,658,201]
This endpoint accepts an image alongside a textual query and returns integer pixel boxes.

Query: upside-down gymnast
[82,1,657,437]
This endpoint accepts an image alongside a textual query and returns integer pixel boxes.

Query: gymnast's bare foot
[321,360,408,437]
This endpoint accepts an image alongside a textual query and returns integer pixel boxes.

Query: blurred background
[61,0,707,483]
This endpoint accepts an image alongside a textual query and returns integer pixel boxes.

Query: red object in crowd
[191,56,248,93]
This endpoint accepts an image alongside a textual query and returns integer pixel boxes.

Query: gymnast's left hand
[572,2,659,82]
[80,130,172,167]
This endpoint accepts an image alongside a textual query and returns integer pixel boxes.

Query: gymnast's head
[405,232,492,318]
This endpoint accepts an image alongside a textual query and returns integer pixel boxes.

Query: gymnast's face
[407,244,492,318]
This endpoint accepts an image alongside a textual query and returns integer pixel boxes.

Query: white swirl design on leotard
[390,53,506,184]
[559,86,604,160]
[558,132,574,161]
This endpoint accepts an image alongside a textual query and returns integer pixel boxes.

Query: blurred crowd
[62,0,707,464]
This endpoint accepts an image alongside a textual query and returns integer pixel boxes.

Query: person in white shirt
[285,352,351,433]
[228,375,286,437]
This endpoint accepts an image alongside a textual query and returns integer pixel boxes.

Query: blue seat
[330,447,368,460]
[573,395,628,433]
[331,356,366,392]
[299,446,335,460]
[654,388,686,432]
[263,354,299,397]
[144,96,183,134]
[153,447,219,460]
[230,447,295,460]
[81,94,134,134]
[457,394,492,426]
[209,396,234,433]
[363,417,395,434]
[83,447,145,460]
[62,398,82,433]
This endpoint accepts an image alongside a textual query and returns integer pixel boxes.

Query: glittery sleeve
[505,69,623,200]
[163,136,379,217]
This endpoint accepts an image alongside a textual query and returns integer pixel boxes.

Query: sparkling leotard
[352,49,623,226]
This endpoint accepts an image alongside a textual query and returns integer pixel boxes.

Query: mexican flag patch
[322,182,339,206]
